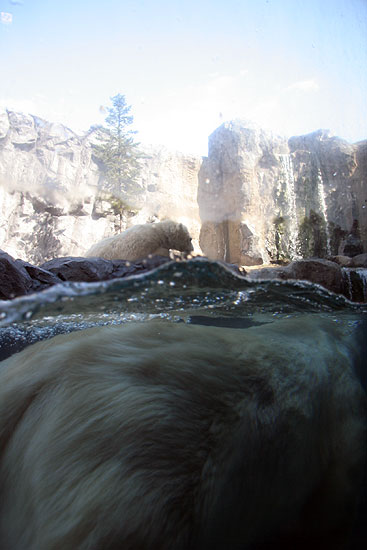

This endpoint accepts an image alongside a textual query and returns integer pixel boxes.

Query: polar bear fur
[85,220,193,261]
[0,317,366,550]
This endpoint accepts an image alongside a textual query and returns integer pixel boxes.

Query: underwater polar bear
[0,316,366,550]
[85,219,194,261]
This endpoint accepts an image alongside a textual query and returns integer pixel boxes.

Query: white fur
[85,220,193,261]
[0,317,365,550]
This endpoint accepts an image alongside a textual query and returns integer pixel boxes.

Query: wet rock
[247,258,345,296]
[0,251,174,300]
[0,250,33,299]
[351,253,367,267]
[0,250,60,299]
[285,259,345,295]
[41,257,119,282]
[339,220,364,257]
[326,255,353,267]
[40,255,172,283]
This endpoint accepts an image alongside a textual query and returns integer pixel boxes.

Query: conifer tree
[92,94,142,201]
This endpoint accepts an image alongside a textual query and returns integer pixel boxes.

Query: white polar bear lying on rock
[85,219,194,261]
[0,317,366,550]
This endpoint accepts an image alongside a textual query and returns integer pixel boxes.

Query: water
[316,167,332,255]
[0,258,366,362]
[343,267,367,303]
[0,257,366,546]
[357,268,367,300]
[277,154,300,259]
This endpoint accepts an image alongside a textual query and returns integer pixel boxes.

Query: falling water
[342,268,367,302]
[278,154,300,259]
[357,268,367,301]
[316,168,332,255]
[343,268,354,301]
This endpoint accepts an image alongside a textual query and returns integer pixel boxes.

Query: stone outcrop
[0,109,202,264]
[1,111,366,269]
[247,259,345,295]
[198,121,367,265]
[1,251,366,303]
[0,249,172,300]
[247,258,367,303]
[0,249,61,299]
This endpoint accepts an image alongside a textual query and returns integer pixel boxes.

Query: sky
[1,0,366,156]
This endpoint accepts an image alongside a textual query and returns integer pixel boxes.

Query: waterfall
[356,268,367,301]
[342,268,353,300]
[342,267,367,302]
[316,168,331,255]
[278,154,300,259]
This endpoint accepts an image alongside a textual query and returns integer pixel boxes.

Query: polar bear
[0,317,365,550]
[85,220,193,261]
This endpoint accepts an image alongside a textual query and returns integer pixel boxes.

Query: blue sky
[1,0,366,155]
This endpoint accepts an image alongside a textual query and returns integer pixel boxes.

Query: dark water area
[0,258,366,548]
[1,258,366,358]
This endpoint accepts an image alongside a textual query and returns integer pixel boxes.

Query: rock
[343,238,364,258]
[198,121,366,266]
[40,255,172,283]
[326,255,353,267]
[0,108,10,139]
[136,144,202,252]
[198,121,289,266]
[0,250,33,299]
[8,111,38,147]
[0,250,60,299]
[247,258,345,296]
[351,253,367,267]
[41,257,119,282]
[284,259,345,295]
[0,111,202,264]
[0,251,174,300]
[1,112,366,267]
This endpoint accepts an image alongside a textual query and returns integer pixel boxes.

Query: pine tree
[92,94,143,202]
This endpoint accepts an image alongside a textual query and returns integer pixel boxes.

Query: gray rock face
[198,121,367,265]
[247,258,367,303]
[1,112,366,268]
[0,109,202,264]
[0,250,173,300]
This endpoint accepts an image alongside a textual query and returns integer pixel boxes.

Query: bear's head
[159,220,194,254]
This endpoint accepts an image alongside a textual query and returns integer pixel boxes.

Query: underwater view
[1,258,366,360]
[0,258,366,549]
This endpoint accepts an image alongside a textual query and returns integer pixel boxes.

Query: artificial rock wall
[0,109,202,264]
[198,121,367,265]
[1,111,366,266]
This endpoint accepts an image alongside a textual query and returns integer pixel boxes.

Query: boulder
[284,259,344,295]
[326,255,353,267]
[0,251,173,300]
[0,250,60,300]
[247,258,345,296]
[41,255,172,283]
[351,253,367,268]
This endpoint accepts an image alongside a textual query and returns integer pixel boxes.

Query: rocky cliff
[0,109,202,264]
[198,121,367,265]
[1,111,366,268]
